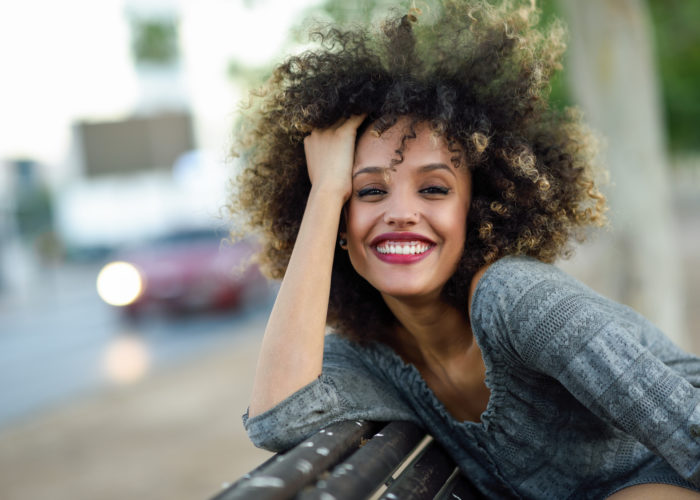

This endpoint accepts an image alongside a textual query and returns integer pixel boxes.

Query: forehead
[353,121,454,170]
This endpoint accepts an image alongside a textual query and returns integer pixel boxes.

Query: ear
[337,202,349,250]
[338,231,348,250]
[338,202,349,233]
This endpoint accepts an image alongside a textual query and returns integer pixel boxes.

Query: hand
[303,114,366,202]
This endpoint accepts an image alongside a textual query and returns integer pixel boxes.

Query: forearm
[244,334,419,452]
[248,187,344,417]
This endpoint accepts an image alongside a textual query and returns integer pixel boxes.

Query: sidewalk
[0,330,272,500]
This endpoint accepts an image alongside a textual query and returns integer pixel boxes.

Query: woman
[232,1,700,498]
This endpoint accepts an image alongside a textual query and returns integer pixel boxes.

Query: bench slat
[214,420,487,499]
[213,420,380,500]
[379,440,456,499]
[434,467,485,500]
[298,421,426,499]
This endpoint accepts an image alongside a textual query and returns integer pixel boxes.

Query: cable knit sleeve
[471,256,700,487]
[242,334,417,452]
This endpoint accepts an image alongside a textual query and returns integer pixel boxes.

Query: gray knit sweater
[243,256,700,499]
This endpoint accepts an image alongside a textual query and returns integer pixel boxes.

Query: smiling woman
[345,119,471,302]
[230,1,700,498]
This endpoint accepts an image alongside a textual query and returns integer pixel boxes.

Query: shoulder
[324,331,374,358]
[476,255,568,286]
[469,255,573,318]
[468,256,603,358]
[323,332,396,374]
[468,256,669,365]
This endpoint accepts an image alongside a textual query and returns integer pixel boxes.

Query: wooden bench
[212,420,485,499]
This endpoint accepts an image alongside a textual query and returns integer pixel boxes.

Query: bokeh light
[96,261,144,306]
[102,334,151,384]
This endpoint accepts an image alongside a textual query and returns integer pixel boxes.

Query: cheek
[438,203,469,251]
[343,205,365,262]
[344,202,381,279]
[344,202,370,244]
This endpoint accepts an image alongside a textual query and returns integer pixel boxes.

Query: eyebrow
[352,166,387,179]
[352,163,455,179]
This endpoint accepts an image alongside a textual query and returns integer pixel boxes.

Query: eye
[420,186,450,195]
[357,187,386,197]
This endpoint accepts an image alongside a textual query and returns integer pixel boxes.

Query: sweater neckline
[371,323,501,431]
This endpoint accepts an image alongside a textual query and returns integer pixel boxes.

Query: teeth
[375,241,432,255]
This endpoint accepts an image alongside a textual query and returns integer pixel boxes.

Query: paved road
[0,312,273,500]
[0,259,274,428]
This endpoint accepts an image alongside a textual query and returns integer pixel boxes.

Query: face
[343,119,471,303]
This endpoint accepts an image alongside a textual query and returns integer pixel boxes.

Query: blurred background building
[0,0,321,267]
[0,1,698,499]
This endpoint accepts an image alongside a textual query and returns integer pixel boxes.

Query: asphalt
[0,326,272,500]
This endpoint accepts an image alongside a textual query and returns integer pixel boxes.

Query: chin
[372,279,443,303]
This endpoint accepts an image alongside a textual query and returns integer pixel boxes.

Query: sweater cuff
[242,375,341,452]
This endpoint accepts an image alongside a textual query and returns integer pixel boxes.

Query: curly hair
[230,0,607,343]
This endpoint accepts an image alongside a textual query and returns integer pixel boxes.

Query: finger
[343,113,368,131]
[329,113,367,131]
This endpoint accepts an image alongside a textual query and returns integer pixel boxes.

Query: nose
[383,192,419,227]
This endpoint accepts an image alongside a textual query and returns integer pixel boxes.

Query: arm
[248,115,365,418]
[244,334,418,451]
[470,257,700,486]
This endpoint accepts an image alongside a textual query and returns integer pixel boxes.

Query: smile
[374,241,433,255]
[369,233,436,264]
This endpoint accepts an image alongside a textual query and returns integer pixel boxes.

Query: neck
[382,292,473,365]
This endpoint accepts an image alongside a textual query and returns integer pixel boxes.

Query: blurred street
[0,257,274,428]
[0,258,275,500]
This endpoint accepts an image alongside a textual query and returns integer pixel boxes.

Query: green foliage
[227,60,272,85]
[312,0,411,25]
[648,0,700,151]
[532,0,571,111]
[130,17,180,65]
[537,0,700,152]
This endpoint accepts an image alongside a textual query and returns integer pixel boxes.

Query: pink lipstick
[370,232,436,264]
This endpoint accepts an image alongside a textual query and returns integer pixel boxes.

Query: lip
[369,232,435,247]
[369,232,436,264]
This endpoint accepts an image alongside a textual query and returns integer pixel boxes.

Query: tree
[557,0,687,347]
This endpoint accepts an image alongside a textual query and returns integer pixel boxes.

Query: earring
[339,237,347,249]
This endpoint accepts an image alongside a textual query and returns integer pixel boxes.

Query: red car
[96,229,268,317]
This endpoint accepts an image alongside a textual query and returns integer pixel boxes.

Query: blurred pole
[558,0,688,348]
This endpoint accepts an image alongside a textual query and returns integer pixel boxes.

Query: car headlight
[96,261,144,306]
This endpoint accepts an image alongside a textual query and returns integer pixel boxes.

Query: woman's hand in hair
[248,114,365,419]
[303,114,366,202]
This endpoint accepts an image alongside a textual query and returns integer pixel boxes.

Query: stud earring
[339,237,347,249]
